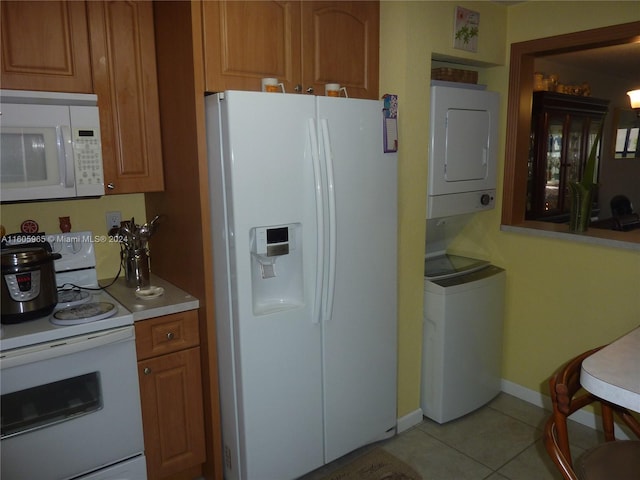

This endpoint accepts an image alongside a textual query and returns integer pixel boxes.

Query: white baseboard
[501,379,551,410]
[396,408,424,433]
[396,380,630,439]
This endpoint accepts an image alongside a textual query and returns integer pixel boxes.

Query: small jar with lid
[533,72,544,91]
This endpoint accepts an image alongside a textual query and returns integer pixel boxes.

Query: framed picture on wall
[454,6,479,53]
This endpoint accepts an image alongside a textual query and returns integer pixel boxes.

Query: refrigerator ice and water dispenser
[250,224,303,315]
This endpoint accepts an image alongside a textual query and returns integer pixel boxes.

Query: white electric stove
[0,231,146,480]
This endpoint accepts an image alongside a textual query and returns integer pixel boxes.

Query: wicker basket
[431,67,478,84]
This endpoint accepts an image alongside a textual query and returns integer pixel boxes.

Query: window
[614,126,639,158]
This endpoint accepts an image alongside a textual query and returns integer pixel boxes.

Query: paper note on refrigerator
[382,94,398,153]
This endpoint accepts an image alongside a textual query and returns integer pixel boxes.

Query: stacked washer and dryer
[421,81,506,424]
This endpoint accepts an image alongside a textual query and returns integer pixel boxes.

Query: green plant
[455,25,478,44]
[567,124,603,232]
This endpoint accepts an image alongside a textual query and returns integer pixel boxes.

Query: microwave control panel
[70,105,104,196]
[73,128,103,186]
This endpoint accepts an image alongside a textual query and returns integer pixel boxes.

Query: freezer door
[317,96,398,463]
[207,91,324,480]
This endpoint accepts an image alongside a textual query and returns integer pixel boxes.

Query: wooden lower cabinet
[136,310,206,479]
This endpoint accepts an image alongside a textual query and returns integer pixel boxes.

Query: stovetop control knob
[481,193,492,206]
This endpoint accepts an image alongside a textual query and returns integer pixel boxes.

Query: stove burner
[57,289,92,308]
[51,302,118,326]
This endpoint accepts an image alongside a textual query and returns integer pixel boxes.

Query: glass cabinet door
[543,118,564,213]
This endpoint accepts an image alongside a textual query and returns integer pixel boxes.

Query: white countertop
[580,326,640,413]
[102,274,199,321]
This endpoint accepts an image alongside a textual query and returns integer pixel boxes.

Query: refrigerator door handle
[320,118,337,322]
[308,118,324,324]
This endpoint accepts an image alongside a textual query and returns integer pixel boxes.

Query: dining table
[580,325,640,413]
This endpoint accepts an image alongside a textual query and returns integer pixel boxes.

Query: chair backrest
[610,195,633,217]
[544,346,640,480]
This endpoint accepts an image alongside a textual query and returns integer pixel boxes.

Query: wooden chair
[544,346,640,480]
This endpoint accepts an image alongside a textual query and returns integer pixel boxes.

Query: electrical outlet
[106,211,122,232]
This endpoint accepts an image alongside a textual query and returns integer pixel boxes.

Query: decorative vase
[59,216,72,233]
[568,183,592,233]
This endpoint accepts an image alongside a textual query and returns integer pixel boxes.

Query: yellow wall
[381,1,640,418]
[1,194,147,280]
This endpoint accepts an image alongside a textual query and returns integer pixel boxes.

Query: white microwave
[0,89,104,202]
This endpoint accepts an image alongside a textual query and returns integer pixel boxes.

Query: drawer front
[135,310,199,360]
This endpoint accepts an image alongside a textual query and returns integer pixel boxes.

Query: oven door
[0,326,146,480]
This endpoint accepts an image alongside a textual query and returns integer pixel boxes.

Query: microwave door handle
[58,126,75,188]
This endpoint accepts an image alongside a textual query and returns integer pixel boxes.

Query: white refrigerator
[205,91,397,480]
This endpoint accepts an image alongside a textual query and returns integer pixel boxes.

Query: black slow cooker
[1,245,62,324]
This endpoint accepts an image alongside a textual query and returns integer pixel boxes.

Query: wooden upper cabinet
[301,1,379,99]
[0,1,92,93]
[87,0,164,194]
[202,1,379,99]
[203,1,302,94]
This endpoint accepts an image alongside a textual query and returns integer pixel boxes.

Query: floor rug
[320,448,422,480]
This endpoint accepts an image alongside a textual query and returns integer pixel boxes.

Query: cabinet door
[301,1,379,99]
[203,1,302,93]
[138,347,206,479]
[1,1,92,93]
[87,0,164,194]
[541,114,565,215]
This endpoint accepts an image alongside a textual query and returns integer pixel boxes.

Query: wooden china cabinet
[527,91,609,221]
[202,0,379,99]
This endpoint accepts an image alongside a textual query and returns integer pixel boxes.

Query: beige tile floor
[301,393,606,480]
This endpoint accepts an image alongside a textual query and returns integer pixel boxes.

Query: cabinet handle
[107,183,115,190]
[166,332,174,340]
[294,84,302,93]
[306,86,314,94]
[143,367,152,375]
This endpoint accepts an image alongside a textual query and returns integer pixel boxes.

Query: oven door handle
[0,326,134,370]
